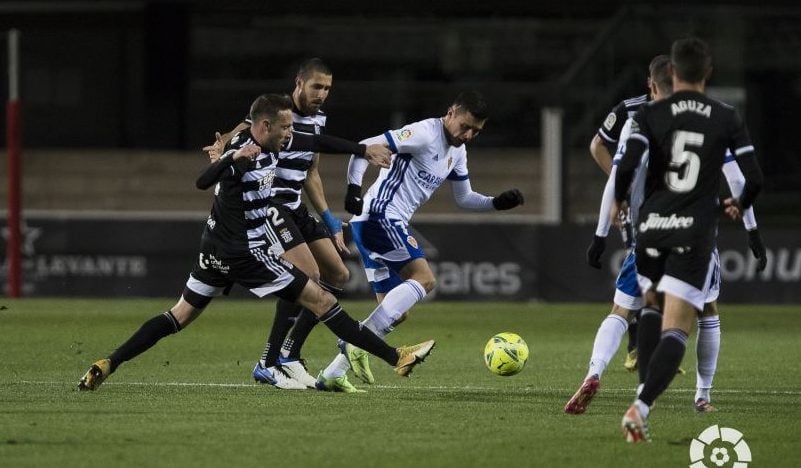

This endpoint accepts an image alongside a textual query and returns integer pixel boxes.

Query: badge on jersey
[407,235,418,249]
[395,129,413,141]
[603,112,617,131]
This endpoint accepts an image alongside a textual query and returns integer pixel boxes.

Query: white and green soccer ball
[484,332,529,376]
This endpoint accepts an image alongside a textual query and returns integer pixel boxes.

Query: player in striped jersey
[78,94,436,391]
[317,91,525,390]
[565,57,767,415]
[589,69,652,372]
[206,59,357,389]
[591,93,649,176]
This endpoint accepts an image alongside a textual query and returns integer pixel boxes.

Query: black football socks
[638,328,689,406]
[319,303,399,365]
[108,311,181,372]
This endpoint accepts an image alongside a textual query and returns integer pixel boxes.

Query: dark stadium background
[1,0,799,301]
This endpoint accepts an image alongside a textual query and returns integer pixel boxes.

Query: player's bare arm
[590,134,614,175]
[305,154,350,254]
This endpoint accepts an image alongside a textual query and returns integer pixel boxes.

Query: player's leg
[360,258,433,336]
[695,302,719,412]
[322,219,430,385]
[695,249,721,412]
[259,242,317,367]
[253,206,319,387]
[624,310,640,371]
[243,246,435,388]
[290,278,434,378]
[279,231,349,379]
[566,250,642,414]
[565,251,640,414]
[78,270,224,391]
[637,293,696,405]
[624,248,709,442]
[356,220,432,337]
[636,290,663,390]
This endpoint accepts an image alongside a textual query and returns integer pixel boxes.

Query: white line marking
[16,380,801,395]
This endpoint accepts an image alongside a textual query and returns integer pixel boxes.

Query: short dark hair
[297,57,332,80]
[249,93,293,122]
[671,37,711,83]
[648,54,673,95]
[452,90,488,120]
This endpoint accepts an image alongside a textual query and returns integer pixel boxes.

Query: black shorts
[634,242,714,310]
[187,239,308,303]
[264,202,331,254]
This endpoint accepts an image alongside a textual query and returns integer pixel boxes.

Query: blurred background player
[316,90,525,392]
[588,65,652,371]
[566,55,672,414]
[567,54,768,416]
[615,37,763,442]
[206,59,352,389]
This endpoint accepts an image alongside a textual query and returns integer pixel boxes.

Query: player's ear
[295,75,303,90]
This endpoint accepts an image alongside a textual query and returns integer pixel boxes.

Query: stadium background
[1,0,799,302]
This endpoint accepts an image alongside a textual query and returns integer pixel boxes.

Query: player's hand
[722,197,742,220]
[586,235,606,269]
[203,132,225,162]
[332,231,351,255]
[364,144,391,168]
[610,199,628,228]
[345,184,363,215]
[233,144,260,161]
[747,228,767,272]
[492,189,524,210]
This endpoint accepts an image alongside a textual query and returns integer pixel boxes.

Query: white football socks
[322,279,428,380]
[587,313,629,380]
[695,315,721,402]
[361,279,427,337]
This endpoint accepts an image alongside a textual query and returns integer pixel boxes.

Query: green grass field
[1,299,799,467]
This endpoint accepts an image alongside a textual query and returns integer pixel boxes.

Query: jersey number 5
[667,130,704,193]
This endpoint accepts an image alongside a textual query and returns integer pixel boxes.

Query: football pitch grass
[1,299,799,467]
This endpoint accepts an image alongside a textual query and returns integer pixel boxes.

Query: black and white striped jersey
[202,130,281,254]
[197,128,364,255]
[597,94,649,150]
[246,107,327,210]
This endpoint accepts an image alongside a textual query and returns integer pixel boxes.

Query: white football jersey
[354,117,469,223]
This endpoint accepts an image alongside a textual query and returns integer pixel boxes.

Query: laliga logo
[689,424,751,468]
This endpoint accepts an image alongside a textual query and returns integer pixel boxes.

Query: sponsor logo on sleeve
[603,112,617,131]
[395,128,413,141]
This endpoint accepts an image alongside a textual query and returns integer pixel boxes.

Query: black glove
[586,235,606,269]
[492,189,524,210]
[747,229,767,272]
[345,183,364,215]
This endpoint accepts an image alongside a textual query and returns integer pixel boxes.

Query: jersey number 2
[266,207,285,227]
[667,130,704,193]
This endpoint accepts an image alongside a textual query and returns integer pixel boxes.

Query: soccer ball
[484,332,529,376]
